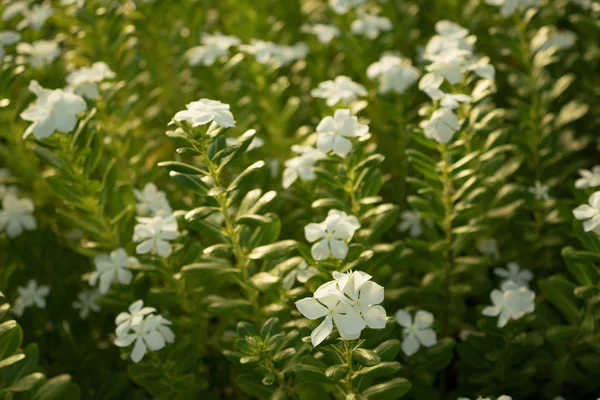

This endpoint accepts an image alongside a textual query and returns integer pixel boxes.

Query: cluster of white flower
[418,21,495,143]
[0,193,36,238]
[305,210,361,260]
[173,98,236,128]
[114,300,175,363]
[12,279,49,317]
[89,248,138,294]
[66,61,115,99]
[133,214,179,258]
[367,54,420,95]
[573,191,600,233]
[311,75,367,106]
[295,271,386,346]
[395,310,438,356]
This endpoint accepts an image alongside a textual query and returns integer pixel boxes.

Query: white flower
[465,57,496,80]
[336,271,387,330]
[304,210,361,260]
[2,1,28,22]
[575,166,600,189]
[328,0,366,14]
[350,12,392,40]
[301,24,340,44]
[482,281,535,328]
[12,280,50,317]
[528,180,550,201]
[20,80,87,139]
[494,262,533,287]
[282,145,325,189]
[147,314,175,344]
[17,40,60,68]
[422,108,460,143]
[425,51,469,85]
[89,248,138,294]
[133,214,179,257]
[72,290,101,319]
[173,99,235,128]
[0,30,21,58]
[311,76,368,107]
[573,191,600,233]
[275,43,309,66]
[423,21,474,61]
[18,4,54,30]
[477,238,500,260]
[395,310,438,356]
[0,184,17,200]
[241,40,308,66]
[367,54,420,95]
[485,0,541,16]
[134,183,172,216]
[316,109,369,157]
[66,62,115,99]
[282,260,320,290]
[115,300,156,336]
[186,32,240,66]
[114,314,169,363]
[397,210,423,237]
[0,193,36,238]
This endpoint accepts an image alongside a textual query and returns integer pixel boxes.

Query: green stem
[440,144,455,336]
[343,340,355,395]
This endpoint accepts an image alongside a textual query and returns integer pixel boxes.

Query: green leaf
[374,339,401,362]
[169,171,210,195]
[0,321,22,359]
[157,161,206,175]
[362,377,411,399]
[32,146,66,171]
[293,364,332,384]
[0,353,25,369]
[236,214,270,226]
[250,272,280,291]
[235,373,273,399]
[34,374,80,400]
[325,364,349,381]
[227,160,265,193]
[353,348,381,367]
[353,361,402,379]
[260,318,280,340]
[248,240,297,260]
[5,372,45,392]
[539,276,580,324]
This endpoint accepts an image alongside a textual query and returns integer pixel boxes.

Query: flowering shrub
[0,0,599,399]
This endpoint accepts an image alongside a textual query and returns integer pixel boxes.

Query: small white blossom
[367,54,420,94]
[20,80,87,139]
[424,20,474,60]
[397,210,424,238]
[89,248,138,294]
[134,183,172,216]
[186,32,241,66]
[13,280,49,317]
[482,281,535,328]
[329,0,366,14]
[115,300,156,336]
[241,40,308,67]
[66,62,115,99]
[0,184,17,200]
[575,166,600,189]
[351,12,392,40]
[301,24,340,44]
[114,311,174,363]
[316,109,369,157]
[494,262,533,287]
[485,0,542,17]
[528,180,550,201]
[477,238,500,260]
[72,290,101,319]
[282,260,320,290]
[304,210,360,260]
[173,99,235,128]
[573,191,600,233]
[133,214,179,257]
[395,310,438,356]
[282,145,325,189]
[0,193,36,238]
[18,4,54,30]
[311,76,367,107]
[422,108,460,143]
[17,40,60,68]
[0,30,21,58]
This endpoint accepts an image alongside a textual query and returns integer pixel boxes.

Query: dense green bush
[1,0,599,399]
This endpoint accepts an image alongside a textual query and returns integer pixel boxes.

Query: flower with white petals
[0,30,20,58]
[17,4,54,30]
[72,290,101,319]
[477,238,500,260]
[367,55,420,95]
[282,260,320,290]
[528,181,550,201]
[115,300,157,336]
[351,12,392,39]
[114,312,173,363]
[396,310,438,356]
[186,32,241,66]
[134,183,172,216]
[13,280,49,317]
[0,193,36,238]
[173,99,235,128]
[17,40,60,68]
[422,108,460,143]
[66,62,115,99]
[311,76,367,107]
[485,0,541,17]
[397,210,424,238]
[316,109,369,157]
[20,80,87,139]
[573,191,600,233]
[424,20,474,59]
[575,166,600,189]
[301,24,340,44]
[482,281,535,328]
[133,214,179,257]
[89,248,138,294]
[328,0,366,14]
[336,272,387,330]
[304,210,361,260]
[282,145,325,189]
[494,262,533,287]
[0,184,17,200]
[241,40,308,66]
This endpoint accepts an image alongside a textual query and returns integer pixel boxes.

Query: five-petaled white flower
[115,300,157,336]
[316,109,369,157]
[134,183,172,216]
[89,248,138,294]
[0,193,36,238]
[304,210,361,260]
[422,108,460,143]
[477,238,500,260]
[528,180,550,201]
[311,76,367,107]
[72,290,101,319]
[494,262,533,287]
[397,210,425,238]
[301,24,341,44]
[282,145,325,189]
[335,271,387,330]
[573,191,600,233]
[186,32,241,66]
[17,40,60,68]
[282,259,320,290]
[114,312,174,363]
[482,281,535,328]
[133,214,179,257]
[350,12,392,40]
[20,80,87,139]
[13,279,50,317]
[575,166,600,189]
[367,54,420,95]
[0,30,21,58]
[66,62,115,99]
[395,310,438,356]
[173,99,235,128]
